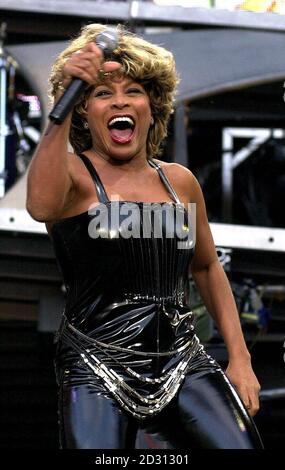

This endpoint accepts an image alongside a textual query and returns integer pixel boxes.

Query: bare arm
[185,170,261,416]
[26,112,74,221]
[189,176,250,361]
[26,42,121,222]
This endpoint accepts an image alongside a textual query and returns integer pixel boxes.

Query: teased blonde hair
[49,24,179,159]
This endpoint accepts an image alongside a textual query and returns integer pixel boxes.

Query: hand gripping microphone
[49,29,118,125]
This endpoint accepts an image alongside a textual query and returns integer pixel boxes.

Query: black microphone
[49,29,118,125]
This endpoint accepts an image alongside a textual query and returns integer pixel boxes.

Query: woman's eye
[127,88,143,94]
[94,90,111,97]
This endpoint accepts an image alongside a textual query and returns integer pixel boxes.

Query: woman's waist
[65,289,191,321]
[63,298,195,352]
[61,315,195,351]
[55,314,201,381]
[66,288,188,312]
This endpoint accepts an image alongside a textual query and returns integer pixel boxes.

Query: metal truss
[1,1,285,32]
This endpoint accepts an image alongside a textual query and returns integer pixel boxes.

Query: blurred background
[0,0,285,449]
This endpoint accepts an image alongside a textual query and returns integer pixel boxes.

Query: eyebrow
[95,79,143,90]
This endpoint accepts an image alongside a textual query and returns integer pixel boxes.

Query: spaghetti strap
[148,159,181,204]
[78,153,110,204]
[78,153,180,205]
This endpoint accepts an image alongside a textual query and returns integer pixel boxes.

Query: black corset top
[50,153,195,341]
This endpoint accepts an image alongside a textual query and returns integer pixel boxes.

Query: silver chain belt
[59,316,202,420]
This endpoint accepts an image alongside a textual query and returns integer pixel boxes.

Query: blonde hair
[49,24,179,159]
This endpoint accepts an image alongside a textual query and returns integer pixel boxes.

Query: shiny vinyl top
[50,154,195,351]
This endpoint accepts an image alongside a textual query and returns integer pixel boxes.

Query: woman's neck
[88,148,151,173]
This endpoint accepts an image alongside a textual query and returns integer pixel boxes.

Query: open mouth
[107,116,135,144]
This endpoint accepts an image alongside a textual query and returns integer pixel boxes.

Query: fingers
[230,377,261,417]
[242,386,261,417]
[61,42,121,86]
[225,364,261,418]
[245,401,259,417]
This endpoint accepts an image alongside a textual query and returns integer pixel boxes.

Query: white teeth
[108,116,134,127]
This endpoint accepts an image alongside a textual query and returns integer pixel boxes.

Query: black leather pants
[56,348,264,449]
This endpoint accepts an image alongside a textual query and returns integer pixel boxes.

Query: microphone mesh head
[95,30,118,60]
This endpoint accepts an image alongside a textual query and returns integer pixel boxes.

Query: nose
[111,91,129,109]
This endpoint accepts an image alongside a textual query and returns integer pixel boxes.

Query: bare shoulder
[153,159,201,201]
[67,151,81,172]
[153,158,194,180]
[58,152,86,205]
[66,152,89,186]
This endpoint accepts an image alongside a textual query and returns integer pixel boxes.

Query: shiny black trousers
[56,349,264,449]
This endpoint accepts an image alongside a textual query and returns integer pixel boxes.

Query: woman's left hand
[225,358,261,417]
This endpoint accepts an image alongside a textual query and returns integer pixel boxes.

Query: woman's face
[87,75,152,161]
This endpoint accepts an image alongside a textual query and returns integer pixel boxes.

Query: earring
[83,121,89,129]
[150,117,154,126]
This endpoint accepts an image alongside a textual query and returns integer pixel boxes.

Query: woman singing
[26,23,263,449]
